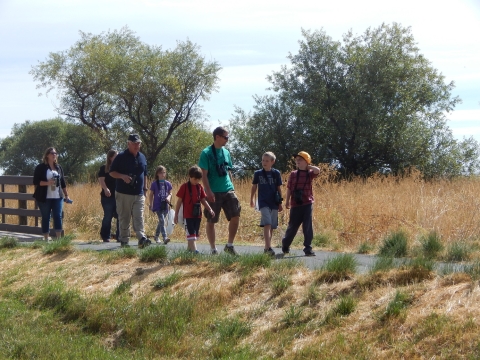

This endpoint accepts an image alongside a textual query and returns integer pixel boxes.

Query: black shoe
[138,237,151,249]
[282,247,290,254]
[304,250,315,257]
[120,242,130,248]
[102,238,110,243]
[264,248,276,257]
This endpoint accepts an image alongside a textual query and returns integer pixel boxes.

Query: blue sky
[1,0,479,140]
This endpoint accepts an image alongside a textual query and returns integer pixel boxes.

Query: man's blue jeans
[100,196,119,241]
[37,198,63,234]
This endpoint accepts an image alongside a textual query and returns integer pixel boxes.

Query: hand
[123,174,132,184]
[250,200,255,208]
[174,215,178,224]
[206,189,215,203]
[209,209,215,217]
[104,188,111,197]
[278,203,283,212]
[285,202,290,209]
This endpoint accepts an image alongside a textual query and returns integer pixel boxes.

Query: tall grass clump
[334,294,356,316]
[42,235,74,254]
[445,242,471,262]
[152,270,182,289]
[378,230,408,257]
[238,253,272,272]
[138,245,168,262]
[420,231,444,259]
[0,236,18,249]
[169,249,200,265]
[370,256,396,273]
[381,290,411,321]
[315,254,357,283]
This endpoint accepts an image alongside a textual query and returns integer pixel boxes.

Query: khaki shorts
[204,191,241,223]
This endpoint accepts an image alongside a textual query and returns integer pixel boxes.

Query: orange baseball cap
[292,151,311,165]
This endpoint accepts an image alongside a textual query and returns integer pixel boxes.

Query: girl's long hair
[105,149,118,172]
[42,147,58,166]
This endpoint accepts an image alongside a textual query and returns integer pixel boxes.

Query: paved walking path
[2,231,463,274]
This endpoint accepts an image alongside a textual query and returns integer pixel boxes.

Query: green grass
[445,242,471,262]
[379,230,408,257]
[138,244,168,262]
[419,231,444,259]
[315,254,357,283]
[381,290,411,320]
[41,235,75,254]
[0,236,18,249]
[358,242,374,254]
[152,270,182,289]
[312,233,330,247]
[370,256,396,273]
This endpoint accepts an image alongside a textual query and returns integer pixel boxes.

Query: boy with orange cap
[282,151,320,256]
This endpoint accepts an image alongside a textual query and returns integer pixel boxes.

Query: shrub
[316,254,357,283]
[420,231,444,259]
[379,230,408,257]
[382,290,411,320]
[370,256,396,273]
[334,295,356,316]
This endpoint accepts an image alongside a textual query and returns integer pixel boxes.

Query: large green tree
[30,27,221,173]
[229,23,479,177]
[0,118,103,181]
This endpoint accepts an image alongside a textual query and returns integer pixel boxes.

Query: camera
[192,203,201,217]
[294,189,303,205]
[160,200,169,212]
[216,163,228,177]
[274,191,283,205]
[128,174,137,188]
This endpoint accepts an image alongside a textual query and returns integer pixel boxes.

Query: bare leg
[228,216,239,244]
[55,231,62,239]
[206,222,216,249]
[263,224,272,249]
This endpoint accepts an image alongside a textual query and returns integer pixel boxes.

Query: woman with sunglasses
[33,147,71,240]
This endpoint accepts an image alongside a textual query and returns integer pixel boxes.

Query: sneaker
[282,247,290,254]
[304,250,316,257]
[138,237,151,249]
[163,238,170,245]
[211,249,219,255]
[120,242,130,248]
[224,245,239,256]
[154,236,160,243]
[189,250,200,254]
[264,248,276,257]
[102,238,110,243]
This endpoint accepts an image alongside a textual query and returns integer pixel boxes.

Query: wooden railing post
[18,184,27,225]
[1,184,4,224]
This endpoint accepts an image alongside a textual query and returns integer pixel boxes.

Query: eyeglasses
[49,152,57,155]
[220,135,229,140]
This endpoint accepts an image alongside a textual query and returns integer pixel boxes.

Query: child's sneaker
[163,238,170,245]
[304,250,315,257]
[138,237,151,249]
[264,248,276,257]
[154,236,160,243]
[282,247,290,255]
[211,249,219,255]
[224,245,239,256]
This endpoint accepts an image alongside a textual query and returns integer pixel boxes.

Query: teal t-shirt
[198,145,234,193]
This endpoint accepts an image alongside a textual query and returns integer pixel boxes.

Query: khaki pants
[115,192,146,243]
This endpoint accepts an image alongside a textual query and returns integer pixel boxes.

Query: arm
[143,175,148,194]
[109,171,131,184]
[250,184,257,208]
[98,177,111,197]
[201,168,215,203]
[173,197,182,224]
[148,188,154,210]
[201,198,215,217]
[285,188,291,209]
[277,185,283,212]
[307,164,320,175]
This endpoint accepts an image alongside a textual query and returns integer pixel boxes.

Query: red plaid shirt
[287,170,318,207]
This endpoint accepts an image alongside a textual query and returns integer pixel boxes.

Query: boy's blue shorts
[259,207,278,229]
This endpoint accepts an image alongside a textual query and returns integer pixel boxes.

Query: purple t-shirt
[150,180,173,212]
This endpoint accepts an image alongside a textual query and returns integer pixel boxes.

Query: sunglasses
[49,152,57,155]
[220,135,229,140]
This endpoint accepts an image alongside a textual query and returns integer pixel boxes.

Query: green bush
[323,254,358,275]
[382,290,411,320]
[42,235,74,254]
[379,230,408,257]
[445,242,471,262]
[334,295,356,316]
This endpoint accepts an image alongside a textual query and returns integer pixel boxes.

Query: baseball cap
[292,151,311,164]
[127,134,142,143]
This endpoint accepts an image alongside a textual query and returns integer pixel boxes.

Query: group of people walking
[33,126,320,257]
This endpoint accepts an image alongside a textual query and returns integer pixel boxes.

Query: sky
[0,0,479,141]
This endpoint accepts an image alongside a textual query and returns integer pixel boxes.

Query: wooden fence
[0,175,62,236]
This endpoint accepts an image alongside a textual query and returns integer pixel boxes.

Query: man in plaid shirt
[282,151,321,256]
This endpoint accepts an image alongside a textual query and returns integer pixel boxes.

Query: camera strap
[262,168,278,191]
[187,181,200,204]
[295,170,310,191]
[210,144,227,167]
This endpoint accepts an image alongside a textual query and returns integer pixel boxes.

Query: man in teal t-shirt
[198,126,241,255]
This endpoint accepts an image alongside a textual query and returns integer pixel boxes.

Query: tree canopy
[229,23,479,177]
[30,27,221,173]
[0,118,103,181]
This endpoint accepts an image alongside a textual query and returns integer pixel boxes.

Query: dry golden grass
[4,169,480,254]
[3,247,480,358]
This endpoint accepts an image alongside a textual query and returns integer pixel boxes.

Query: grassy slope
[2,245,480,359]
